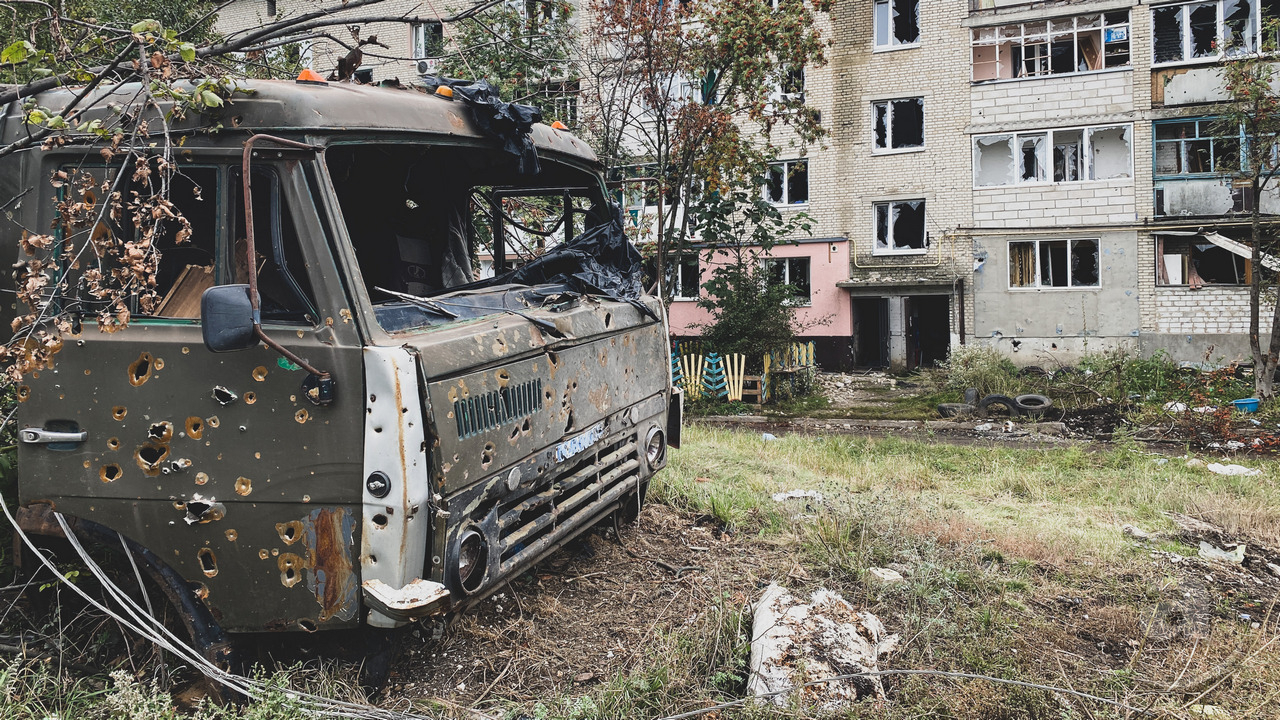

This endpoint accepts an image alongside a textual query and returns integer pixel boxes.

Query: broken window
[874,0,919,49]
[671,254,700,300]
[1156,236,1255,285]
[773,66,805,104]
[230,167,318,324]
[764,256,812,304]
[874,200,926,253]
[411,21,444,59]
[1153,0,1260,65]
[1008,238,1100,288]
[973,125,1131,186]
[764,160,809,205]
[872,97,924,152]
[971,11,1129,82]
[1154,119,1238,176]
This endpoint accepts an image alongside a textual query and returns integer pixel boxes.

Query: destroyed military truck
[0,78,679,665]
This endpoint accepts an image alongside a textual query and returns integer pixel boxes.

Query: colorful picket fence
[671,340,815,404]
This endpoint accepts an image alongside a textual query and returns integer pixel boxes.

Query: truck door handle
[20,428,88,444]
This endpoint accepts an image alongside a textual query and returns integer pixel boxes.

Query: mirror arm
[241,134,332,387]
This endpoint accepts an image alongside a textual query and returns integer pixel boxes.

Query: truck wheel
[615,479,649,524]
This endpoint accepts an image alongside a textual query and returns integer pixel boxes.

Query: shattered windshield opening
[325,143,617,332]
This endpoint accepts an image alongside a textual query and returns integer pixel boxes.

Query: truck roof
[1,79,598,163]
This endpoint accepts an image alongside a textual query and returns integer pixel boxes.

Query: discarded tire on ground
[937,403,978,418]
[1014,394,1052,418]
[977,394,1023,416]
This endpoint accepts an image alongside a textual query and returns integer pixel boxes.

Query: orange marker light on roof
[551,121,568,130]
[435,85,454,99]
[296,68,327,85]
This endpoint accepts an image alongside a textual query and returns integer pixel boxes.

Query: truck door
[16,153,368,633]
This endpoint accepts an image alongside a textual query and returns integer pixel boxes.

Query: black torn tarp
[493,209,644,301]
[428,77,541,174]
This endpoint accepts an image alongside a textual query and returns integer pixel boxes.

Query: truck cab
[0,79,677,660]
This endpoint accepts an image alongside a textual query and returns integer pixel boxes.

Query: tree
[437,0,579,125]
[578,0,831,300]
[1218,18,1280,398]
[690,176,817,364]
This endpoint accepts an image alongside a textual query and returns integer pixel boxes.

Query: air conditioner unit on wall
[417,58,440,76]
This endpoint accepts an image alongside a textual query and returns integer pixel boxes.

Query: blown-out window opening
[874,0,920,49]
[1008,238,1100,289]
[973,124,1132,187]
[873,98,924,152]
[873,200,926,254]
[971,11,1130,82]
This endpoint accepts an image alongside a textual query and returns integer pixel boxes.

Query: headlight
[645,427,666,468]
[456,527,489,593]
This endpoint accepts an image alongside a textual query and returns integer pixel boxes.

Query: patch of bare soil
[816,372,904,410]
[387,505,798,705]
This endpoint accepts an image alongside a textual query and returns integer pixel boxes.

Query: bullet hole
[544,388,553,403]
[258,549,270,560]
[302,494,310,503]
[496,368,511,385]
[148,421,173,442]
[128,352,153,386]
[168,458,192,474]
[279,553,302,587]
[181,347,190,355]
[234,476,252,496]
[16,386,29,402]
[521,418,531,435]
[565,410,575,434]
[561,389,571,409]
[244,391,257,405]
[548,351,560,366]
[373,425,383,434]
[153,358,165,370]
[134,442,170,476]
[192,583,209,600]
[370,393,377,403]
[173,501,187,511]
[571,381,578,391]
[297,619,317,633]
[183,497,225,525]
[276,520,302,545]
[99,464,122,483]
[225,529,238,542]
[372,513,388,528]
[107,437,120,450]
[185,416,203,439]
[207,415,219,428]
[481,442,495,470]
[509,425,520,441]
[195,472,209,485]
[252,366,268,382]
[604,312,612,328]
[295,409,310,424]
[212,386,238,405]
[197,548,218,577]
[368,555,378,565]
[112,406,127,421]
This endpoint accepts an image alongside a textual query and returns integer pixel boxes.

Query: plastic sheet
[429,77,542,175]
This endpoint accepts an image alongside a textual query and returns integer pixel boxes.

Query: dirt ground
[387,505,797,705]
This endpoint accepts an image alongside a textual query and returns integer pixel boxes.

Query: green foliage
[691,178,814,367]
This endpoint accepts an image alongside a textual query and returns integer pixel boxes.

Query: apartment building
[216,0,1280,370]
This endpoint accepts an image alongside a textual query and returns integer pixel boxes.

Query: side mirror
[201,284,257,353]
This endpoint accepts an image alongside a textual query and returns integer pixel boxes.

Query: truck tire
[1014,394,1052,418]
[977,394,1023,416]
[937,403,978,418]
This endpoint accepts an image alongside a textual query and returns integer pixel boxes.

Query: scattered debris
[974,423,995,433]
[748,583,899,709]
[1198,541,1246,565]
[1205,462,1261,477]
[1034,421,1069,437]
[1189,704,1231,719]
[1186,458,1207,470]
[772,489,825,503]
[1267,562,1280,578]
[1122,524,1154,541]
[761,432,779,441]
[867,567,905,584]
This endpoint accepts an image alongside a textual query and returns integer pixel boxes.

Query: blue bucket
[1232,398,1260,413]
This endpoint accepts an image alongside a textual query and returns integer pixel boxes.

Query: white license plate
[555,422,605,463]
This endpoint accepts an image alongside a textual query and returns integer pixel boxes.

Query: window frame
[972,123,1134,188]
[1151,0,1262,67]
[763,256,812,306]
[872,96,926,154]
[763,159,810,206]
[873,0,921,51]
[411,21,444,60]
[1007,237,1102,290]
[1152,117,1245,178]
[671,254,700,301]
[970,11,1131,83]
[872,199,928,256]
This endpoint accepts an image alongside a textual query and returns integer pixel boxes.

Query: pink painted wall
[667,239,852,338]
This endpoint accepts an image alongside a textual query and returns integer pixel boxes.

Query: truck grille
[454,379,544,440]
[494,433,640,572]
